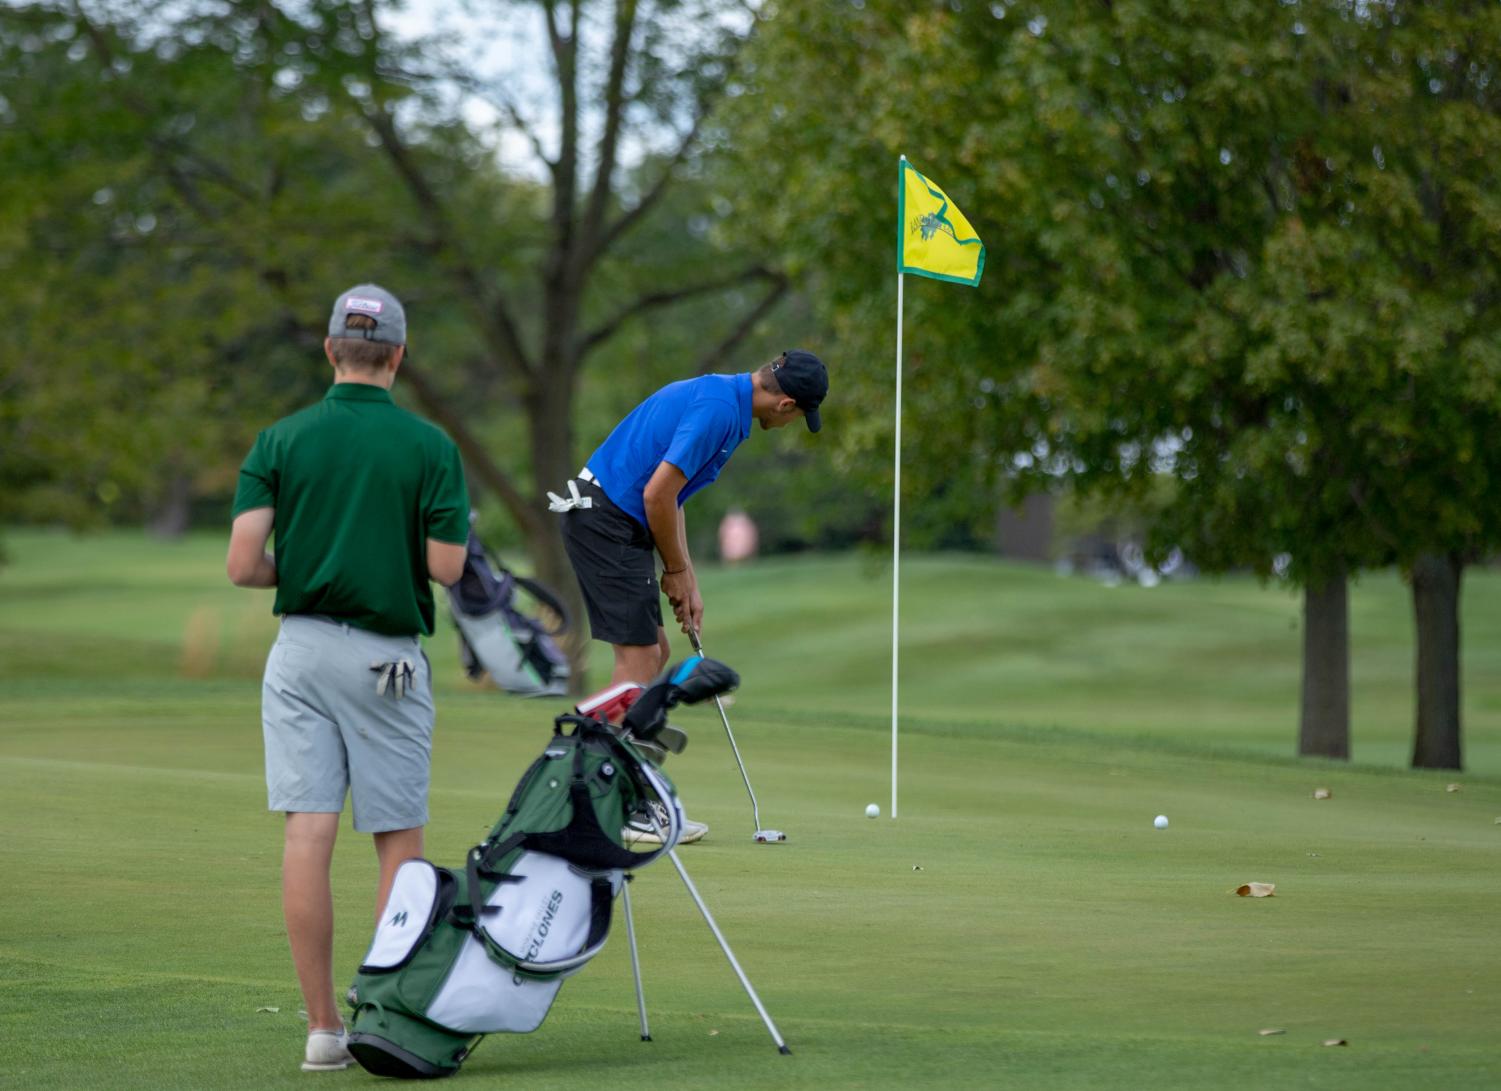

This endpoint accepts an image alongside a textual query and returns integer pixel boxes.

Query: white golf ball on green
[1153,814,1169,829]
[865,803,880,818]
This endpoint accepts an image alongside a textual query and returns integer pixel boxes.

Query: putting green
[1,531,1497,1089]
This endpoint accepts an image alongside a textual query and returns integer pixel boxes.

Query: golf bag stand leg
[622,877,651,1041]
[667,849,791,1054]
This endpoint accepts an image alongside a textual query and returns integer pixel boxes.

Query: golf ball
[865,803,880,819]
[1153,814,1169,829]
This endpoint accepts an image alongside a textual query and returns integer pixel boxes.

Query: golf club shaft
[688,628,764,832]
[668,849,790,1054]
[621,881,651,1041]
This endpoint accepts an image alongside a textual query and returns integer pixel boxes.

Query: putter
[688,628,786,843]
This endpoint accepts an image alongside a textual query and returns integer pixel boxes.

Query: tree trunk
[397,363,543,539]
[524,362,591,694]
[147,471,192,539]
[398,359,589,691]
[1411,552,1463,770]
[1299,574,1350,760]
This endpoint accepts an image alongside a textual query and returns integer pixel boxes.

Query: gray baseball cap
[328,284,406,345]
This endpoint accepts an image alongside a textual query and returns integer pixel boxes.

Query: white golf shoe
[302,1028,354,1072]
[622,802,708,845]
[623,817,708,845]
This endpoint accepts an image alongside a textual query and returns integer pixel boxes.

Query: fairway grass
[2,531,1499,1089]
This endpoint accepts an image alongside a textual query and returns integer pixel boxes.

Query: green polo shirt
[232,383,470,636]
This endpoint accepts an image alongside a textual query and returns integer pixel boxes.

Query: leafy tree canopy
[719,0,1501,581]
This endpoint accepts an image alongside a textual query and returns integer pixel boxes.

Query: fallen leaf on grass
[255,1007,280,1014]
[1322,1039,1348,1047]
[1313,787,1332,800]
[708,1029,719,1037]
[1258,1028,1286,1036]
[1446,783,1462,793]
[1236,882,1276,898]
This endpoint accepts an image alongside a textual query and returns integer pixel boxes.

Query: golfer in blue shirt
[553,349,827,681]
[551,351,827,842]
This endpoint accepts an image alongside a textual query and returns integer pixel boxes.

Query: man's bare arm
[427,539,466,587]
[227,508,278,588]
[675,503,690,574]
[642,461,690,572]
[643,461,703,634]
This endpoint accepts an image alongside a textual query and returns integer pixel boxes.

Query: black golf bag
[448,529,570,697]
[345,656,739,1080]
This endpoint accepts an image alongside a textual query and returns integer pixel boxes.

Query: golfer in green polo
[227,284,469,1073]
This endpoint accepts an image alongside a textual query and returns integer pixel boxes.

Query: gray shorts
[262,615,434,833]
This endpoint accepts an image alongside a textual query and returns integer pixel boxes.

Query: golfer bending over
[227,285,469,1073]
[551,350,828,843]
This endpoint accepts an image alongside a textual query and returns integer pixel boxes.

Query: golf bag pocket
[426,852,621,1034]
[361,860,451,972]
[454,608,568,698]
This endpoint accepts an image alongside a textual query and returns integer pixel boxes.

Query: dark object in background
[449,527,570,697]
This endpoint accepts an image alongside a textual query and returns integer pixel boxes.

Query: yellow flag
[897,160,985,287]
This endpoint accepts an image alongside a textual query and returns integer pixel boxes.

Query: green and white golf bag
[345,714,683,1079]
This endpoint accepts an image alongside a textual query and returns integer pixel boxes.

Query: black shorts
[560,480,664,646]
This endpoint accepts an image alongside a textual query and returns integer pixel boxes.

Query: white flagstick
[892,155,907,820]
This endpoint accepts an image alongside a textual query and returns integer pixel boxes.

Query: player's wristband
[661,566,686,576]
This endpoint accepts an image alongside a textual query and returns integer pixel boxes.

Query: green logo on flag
[897,160,985,287]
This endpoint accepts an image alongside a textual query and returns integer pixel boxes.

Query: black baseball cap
[772,349,829,432]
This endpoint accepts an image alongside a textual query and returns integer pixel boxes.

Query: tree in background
[1,7,252,531]
[1,1,443,530]
[8,0,1496,742]
[315,0,788,633]
[720,0,1501,768]
[1339,2,1501,769]
[2,0,803,681]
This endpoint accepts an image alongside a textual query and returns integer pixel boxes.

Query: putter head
[753,829,787,843]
